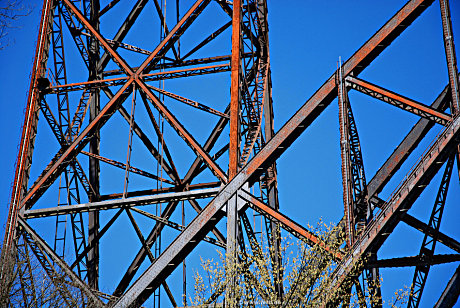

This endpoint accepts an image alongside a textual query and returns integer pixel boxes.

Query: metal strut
[407,154,455,308]
[337,58,381,307]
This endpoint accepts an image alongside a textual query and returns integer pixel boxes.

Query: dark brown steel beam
[440,0,460,115]
[98,0,148,70]
[440,0,460,182]
[21,78,135,209]
[62,0,134,76]
[137,0,211,74]
[98,0,121,17]
[365,254,460,268]
[180,21,232,60]
[80,151,173,183]
[434,264,460,308]
[145,84,229,119]
[130,206,225,248]
[99,182,220,200]
[401,214,460,254]
[70,208,123,270]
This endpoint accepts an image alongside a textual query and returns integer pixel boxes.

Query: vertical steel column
[439,0,460,181]
[88,0,101,290]
[229,0,242,180]
[338,60,355,248]
[440,0,460,115]
[226,1,241,306]
[337,60,381,307]
[2,0,53,255]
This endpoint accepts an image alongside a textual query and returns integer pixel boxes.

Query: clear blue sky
[0,0,459,306]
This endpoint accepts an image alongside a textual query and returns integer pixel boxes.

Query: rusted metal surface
[3,0,53,252]
[229,0,242,181]
[347,76,451,126]
[4,0,459,306]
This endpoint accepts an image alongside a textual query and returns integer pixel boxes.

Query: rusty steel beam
[226,1,242,304]
[347,76,451,126]
[440,0,460,115]
[111,1,437,305]
[103,54,247,77]
[229,0,242,180]
[3,0,53,252]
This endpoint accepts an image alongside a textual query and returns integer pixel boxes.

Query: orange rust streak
[229,0,241,180]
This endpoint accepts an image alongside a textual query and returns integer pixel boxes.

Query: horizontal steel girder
[112,0,437,306]
[365,254,460,268]
[346,76,452,126]
[23,187,221,218]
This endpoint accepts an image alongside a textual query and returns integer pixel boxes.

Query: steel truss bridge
[1,0,460,307]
